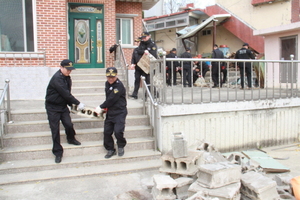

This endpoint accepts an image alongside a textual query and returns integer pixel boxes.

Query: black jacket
[100,78,127,114]
[45,70,80,109]
[137,39,158,59]
[166,52,179,69]
[180,51,192,68]
[235,48,255,60]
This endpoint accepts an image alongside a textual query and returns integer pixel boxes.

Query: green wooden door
[68,4,104,68]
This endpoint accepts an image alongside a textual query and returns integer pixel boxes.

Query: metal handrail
[141,76,158,151]
[0,79,11,149]
[116,41,130,95]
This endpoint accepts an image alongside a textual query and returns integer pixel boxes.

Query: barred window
[0,0,35,52]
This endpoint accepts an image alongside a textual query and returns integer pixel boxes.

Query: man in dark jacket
[129,32,158,99]
[166,48,179,86]
[45,59,85,163]
[211,44,224,88]
[95,67,127,159]
[235,43,255,89]
[180,47,193,87]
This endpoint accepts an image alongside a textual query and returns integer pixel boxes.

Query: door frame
[68,3,105,68]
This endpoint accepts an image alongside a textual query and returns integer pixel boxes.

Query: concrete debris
[152,174,178,200]
[145,141,296,200]
[197,162,241,189]
[241,171,279,199]
[172,132,188,158]
[189,181,241,199]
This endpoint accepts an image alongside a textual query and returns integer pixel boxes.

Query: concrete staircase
[0,68,161,185]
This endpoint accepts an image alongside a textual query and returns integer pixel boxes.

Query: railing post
[5,79,11,122]
[290,54,294,96]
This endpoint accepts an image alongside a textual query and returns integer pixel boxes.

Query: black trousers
[211,62,220,86]
[166,66,177,85]
[103,109,127,151]
[132,68,150,97]
[182,66,192,87]
[46,106,76,157]
[239,63,252,88]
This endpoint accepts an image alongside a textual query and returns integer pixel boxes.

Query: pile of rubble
[151,133,297,200]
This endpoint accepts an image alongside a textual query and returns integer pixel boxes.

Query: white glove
[144,50,149,55]
[94,106,101,115]
[77,103,85,110]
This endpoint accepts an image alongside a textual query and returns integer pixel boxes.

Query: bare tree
[164,0,188,14]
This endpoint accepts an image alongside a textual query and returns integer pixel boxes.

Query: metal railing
[141,76,158,151]
[114,41,129,94]
[147,54,300,105]
[0,79,12,149]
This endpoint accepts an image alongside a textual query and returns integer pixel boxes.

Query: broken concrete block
[151,174,177,200]
[172,132,188,158]
[160,152,176,174]
[241,171,279,200]
[188,181,241,200]
[277,188,295,200]
[160,150,203,176]
[175,150,203,176]
[197,162,241,188]
[274,174,293,186]
[175,177,194,200]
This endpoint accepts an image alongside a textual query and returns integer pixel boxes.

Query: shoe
[55,156,62,163]
[129,95,138,99]
[212,85,219,88]
[68,139,81,145]
[105,150,116,159]
[118,147,124,156]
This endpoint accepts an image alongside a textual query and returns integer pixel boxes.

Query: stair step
[4,125,152,147]
[0,149,161,175]
[0,157,161,185]
[11,106,144,121]
[1,138,155,161]
[6,115,150,133]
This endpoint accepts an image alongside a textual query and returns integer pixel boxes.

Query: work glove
[94,106,102,115]
[77,103,85,111]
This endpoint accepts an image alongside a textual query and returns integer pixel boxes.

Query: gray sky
[193,0,215,8]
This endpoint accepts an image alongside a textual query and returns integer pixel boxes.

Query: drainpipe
[212,19,218,49]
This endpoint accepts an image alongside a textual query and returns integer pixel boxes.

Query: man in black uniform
[129,32,158,99]
[211,44,224,88]
[180,47,193,87]
[45,59,85,163]
[166,48,179,86]
[235,43,255,89]
[95,67,127,159]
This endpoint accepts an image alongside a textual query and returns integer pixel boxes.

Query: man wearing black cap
[166,48,179,86]
[180,47,193,87]
[129,32,158,99]
[235,43,255,89]
[95,67,127,159]
[45,59,85,163]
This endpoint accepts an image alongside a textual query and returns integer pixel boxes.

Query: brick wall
[116,1,143,66]
[291,0,300,22]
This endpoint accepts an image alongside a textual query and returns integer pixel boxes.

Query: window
[202,29,211,36]
[0,0,34,52]
[166,21,176,27]
[116,18,133,45]
[155,23,164,29]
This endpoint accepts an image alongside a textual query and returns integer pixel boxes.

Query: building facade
[0,0,158,99]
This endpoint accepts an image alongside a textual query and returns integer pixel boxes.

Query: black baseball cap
[60,59,75,70]
[186,47,191,51]
[171,48,176,52]
[106,67,118,77]
[243,43,249,47]
[141,32,150,38]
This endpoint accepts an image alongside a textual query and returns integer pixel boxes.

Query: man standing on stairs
[45,59,85,164]
[95,67,127,159]
[129,32,158,99]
